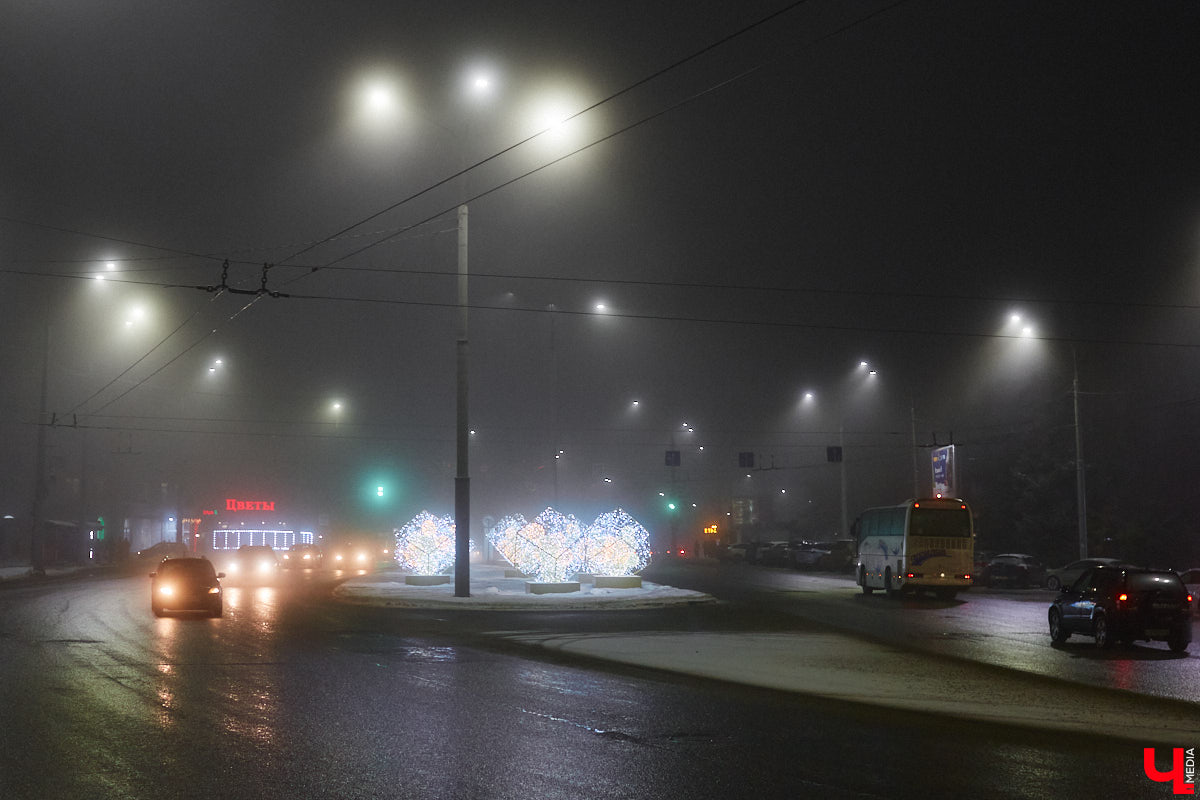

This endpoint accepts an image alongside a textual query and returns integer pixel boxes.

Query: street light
[997,311,1088,559]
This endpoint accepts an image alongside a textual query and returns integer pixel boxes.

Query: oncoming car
[149,557,224,617]
[281,543,324,569]
[225,545,280,582]
[329,545,375,569]
[1048,565,1193,652]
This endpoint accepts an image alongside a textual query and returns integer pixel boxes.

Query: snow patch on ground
[333,564,714,610]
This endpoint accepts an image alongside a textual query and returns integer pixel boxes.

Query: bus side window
[889,508,906,537]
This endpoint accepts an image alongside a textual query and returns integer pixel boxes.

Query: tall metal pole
[29,321,50,573]
[549,305,559,505]
[454,205,471,597]
[839,423,848,539]
[910,399,920,498]
[1072,351,1088,560]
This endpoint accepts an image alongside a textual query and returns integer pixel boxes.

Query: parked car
[281,543,324,569]
[757,541,793,567]
[149,557,224,617]
[787,541,828,569]
[1044,557,1123,590]
[980,554,1046,588]
[718,542,752,562]
[812,540,856,572]
[1047,565,1193,651]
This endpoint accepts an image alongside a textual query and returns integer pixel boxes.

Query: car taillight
[1188,594,1194,604]
[1117,593,1128,603]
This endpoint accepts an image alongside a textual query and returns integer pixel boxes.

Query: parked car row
[717,540,855,572]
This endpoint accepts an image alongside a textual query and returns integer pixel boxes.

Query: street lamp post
[1072,349,1088,560]
[454,204,470,597]
[1002,313,1088,559]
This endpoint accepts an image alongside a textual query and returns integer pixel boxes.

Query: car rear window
[1128,572,1185,594]
[159,560,216,578]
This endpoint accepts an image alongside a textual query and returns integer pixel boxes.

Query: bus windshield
[909,506,971,538]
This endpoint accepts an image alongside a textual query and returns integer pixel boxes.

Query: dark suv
[1048,565,1193,652]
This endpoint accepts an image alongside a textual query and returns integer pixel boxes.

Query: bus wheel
[883,568,897,598]
[859,567,874,595]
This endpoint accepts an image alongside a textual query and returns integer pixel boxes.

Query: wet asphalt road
[642,559,1200,702]
[0,566,1185,799]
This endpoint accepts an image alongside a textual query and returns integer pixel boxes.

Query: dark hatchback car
[980,553,1045,588]
[1048,565,1193,652]
[150,557,224,617]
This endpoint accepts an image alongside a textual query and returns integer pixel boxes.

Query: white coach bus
[855,497,974,599]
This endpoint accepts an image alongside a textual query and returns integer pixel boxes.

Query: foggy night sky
[3,0,1199,546]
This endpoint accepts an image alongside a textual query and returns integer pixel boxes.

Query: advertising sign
[931,445,956,496]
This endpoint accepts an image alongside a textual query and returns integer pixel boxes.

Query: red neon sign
[225,499,276,512]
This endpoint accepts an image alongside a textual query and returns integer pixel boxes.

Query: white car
[1044,557,1122,591]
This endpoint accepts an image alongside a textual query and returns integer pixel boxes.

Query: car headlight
[208,586,221,594]
[356,552,368,563]
[258,561,273,573]
[228,562,239,572]
[159,585,174,596]
[303,553,312,561]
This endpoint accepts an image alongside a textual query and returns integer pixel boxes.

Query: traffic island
[594,576,642,589]
[525,581,581,595]
[405,575,452,586]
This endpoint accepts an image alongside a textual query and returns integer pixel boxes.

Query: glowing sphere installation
[393,511,456,575]
[580,509,651,577]
[487,507,584,583]
[487,507,652,582]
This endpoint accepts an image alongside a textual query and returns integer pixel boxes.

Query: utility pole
[454,205,471,597]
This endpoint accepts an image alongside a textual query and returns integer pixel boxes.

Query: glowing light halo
[580,509,651,577]
[394,511,456,575]
[487,508,582,583]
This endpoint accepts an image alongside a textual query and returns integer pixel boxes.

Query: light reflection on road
[149,580,286,747]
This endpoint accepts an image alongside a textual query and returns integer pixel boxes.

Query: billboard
[931,445,956,496]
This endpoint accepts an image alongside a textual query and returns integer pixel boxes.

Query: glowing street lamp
[997,311,1088,558]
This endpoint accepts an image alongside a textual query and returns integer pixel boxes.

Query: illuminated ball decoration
[394,511,456,575]
[487,514,528,565]
[488,507,583,583]
[581,509,651,577]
